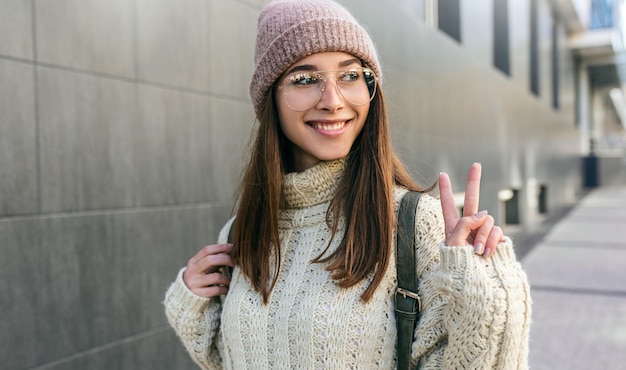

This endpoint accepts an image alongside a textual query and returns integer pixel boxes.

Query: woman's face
[276,52,371,172]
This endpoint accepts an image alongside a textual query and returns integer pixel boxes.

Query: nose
[315,77,345,111]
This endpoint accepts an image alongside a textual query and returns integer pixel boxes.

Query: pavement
[522,182,626,370]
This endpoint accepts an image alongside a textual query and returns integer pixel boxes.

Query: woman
[164,0,531,369]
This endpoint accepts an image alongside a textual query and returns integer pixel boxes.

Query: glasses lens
[336,68,376,106]
[280,68,377,111]
[281,72,325,111]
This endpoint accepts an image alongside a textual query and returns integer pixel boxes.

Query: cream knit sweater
[164,160,531,369]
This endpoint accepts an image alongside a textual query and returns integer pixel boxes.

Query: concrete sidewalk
[522,184,626,370]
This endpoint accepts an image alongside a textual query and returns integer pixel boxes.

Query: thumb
[472,210,488,221]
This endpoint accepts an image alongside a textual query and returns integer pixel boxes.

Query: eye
[288,73,322,87]
[362,69,375,81]
[338,70,361,82]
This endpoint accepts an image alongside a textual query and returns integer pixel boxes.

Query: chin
[320,152,350,162]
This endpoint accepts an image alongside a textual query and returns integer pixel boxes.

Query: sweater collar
[281,159,346,209]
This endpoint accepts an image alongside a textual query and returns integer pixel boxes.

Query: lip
[305,118,352,137]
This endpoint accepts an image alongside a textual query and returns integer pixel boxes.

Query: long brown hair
[231,82,428,304]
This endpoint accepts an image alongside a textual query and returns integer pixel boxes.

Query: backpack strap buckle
[395,287,422,313]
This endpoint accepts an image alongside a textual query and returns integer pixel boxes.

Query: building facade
[0,0,622,369]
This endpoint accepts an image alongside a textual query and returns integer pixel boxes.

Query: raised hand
[438,163,503,257]
[183,243,234,297]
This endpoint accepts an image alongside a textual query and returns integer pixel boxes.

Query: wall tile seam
[0,201,234,223]
[1,56,251,103]
[0,54,35,66]
[26,325,173,370]
[31,0,42,216]
[131,0,140,82]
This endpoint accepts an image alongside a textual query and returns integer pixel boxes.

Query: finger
[463,163,482,216]
[439,172,460,236]
[190,254,234,275]
[191,271,232,288]
[184,271,231,293]
[188,243,232,267]
[191,285,230,298]
[445,210,488,246]
[472,214,495,254]
[483,226,503,258]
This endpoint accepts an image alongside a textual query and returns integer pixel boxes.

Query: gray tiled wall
[36,0,135,78]
[0,0,33,60]
[136,0,210,90]
[37,67,139,212]
[1,0,580,369]
[0,59,37,216]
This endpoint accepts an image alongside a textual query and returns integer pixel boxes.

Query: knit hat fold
[250,0,381,116]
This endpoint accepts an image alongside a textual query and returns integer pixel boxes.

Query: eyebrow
[284,58,362,75]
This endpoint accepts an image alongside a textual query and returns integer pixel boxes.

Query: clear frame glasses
[277,67,378,112]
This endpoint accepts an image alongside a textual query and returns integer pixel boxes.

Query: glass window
[494,0,511,75]
[438,0,461,42]
[530,0,540,96]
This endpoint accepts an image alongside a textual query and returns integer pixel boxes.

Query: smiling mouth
[307,121,349,131]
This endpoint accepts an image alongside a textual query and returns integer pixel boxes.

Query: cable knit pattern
[164,160,531,369]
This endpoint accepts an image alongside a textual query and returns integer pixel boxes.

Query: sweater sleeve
[164,269,223,370]
[410,195,532,370]
[163,217,236,370]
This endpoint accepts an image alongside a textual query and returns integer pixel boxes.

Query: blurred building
[0,0,624,369]
[566,0,626,182]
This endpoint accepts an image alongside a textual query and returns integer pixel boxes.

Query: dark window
[438,0,461,42]
[552,21,559,109]
[538,185,548,214]
[530,0,539,96]
[504,189,521,225]
[494,0,510,75]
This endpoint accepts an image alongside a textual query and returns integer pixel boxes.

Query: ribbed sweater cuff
[439,236,516,271]
[164,267,214,313]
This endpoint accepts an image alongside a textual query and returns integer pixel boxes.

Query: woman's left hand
[438,163,504,257]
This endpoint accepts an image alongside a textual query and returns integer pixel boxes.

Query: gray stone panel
[523,245,626,293]
[529,290,626,370]
[0,205,219,369]
[0,218,40,370]
[510,0,530,91]
[342,0,423,72]
[0,59,37,216]
[211,98,255,203]
[537,0,554,106]
[557,25,577,122]
[0,0,33,60]
[0,0,589,368]
[461,0,493,66]
[38,67,217,212]
[208,0,265,99]
[35,0,135,78]
[38,67,137,212]
[393,0,425,21]
[576,186,626,209]
[136,0,210,91]
[40,329,197,370]
[238,0,271,8]
[543,220,626,245]
[136,85,213,205]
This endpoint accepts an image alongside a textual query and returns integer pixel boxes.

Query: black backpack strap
[395,191,422,370]
[225,220,235,279]
[227,220,235,244]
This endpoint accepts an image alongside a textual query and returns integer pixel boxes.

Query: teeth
[310,121,346,131]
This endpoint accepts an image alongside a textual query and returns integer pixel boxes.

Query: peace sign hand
[438,163,503,257]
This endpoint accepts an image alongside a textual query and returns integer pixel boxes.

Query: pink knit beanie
[250,0,381,116]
